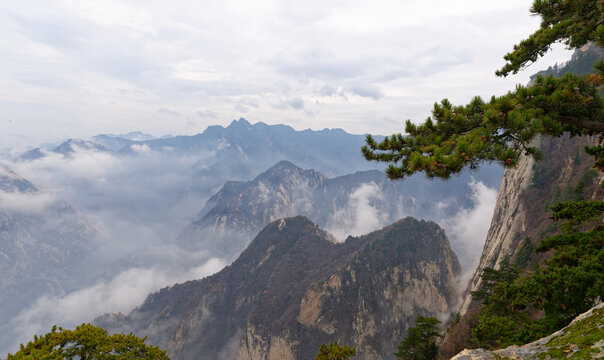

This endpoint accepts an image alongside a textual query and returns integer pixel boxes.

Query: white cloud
[10,257,227,349]
[441,180,498,275]
[12,147,119,184]
[0,190,56,213]
[130,143,152,155]
[327,182,390,240]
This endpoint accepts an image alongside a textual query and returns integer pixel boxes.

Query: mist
[327,182,395,240]
[9,256,227,352]
[0,190,56,213]
[325,179,498,274]
[6,145,211,246]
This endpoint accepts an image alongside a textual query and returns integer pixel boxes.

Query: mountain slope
[97,216,461,360]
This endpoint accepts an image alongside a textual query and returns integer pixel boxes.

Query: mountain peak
[228,118,252,128]
[53,139,109,155]
[257,160,324,180]
[267,160,300,172]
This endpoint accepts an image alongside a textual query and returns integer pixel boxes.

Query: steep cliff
[458,43,604,317]
[439,44,604,357]
[440,134,604,355]
[97,216,460,360]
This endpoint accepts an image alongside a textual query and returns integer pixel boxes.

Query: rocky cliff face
[97,216,461,360]
[440,134,604,357]
[459,134,603,313]
[458,44,604,317]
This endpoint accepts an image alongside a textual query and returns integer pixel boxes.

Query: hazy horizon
[1,1,574,152]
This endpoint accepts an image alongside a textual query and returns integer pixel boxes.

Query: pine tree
[5,323,170,360]
[362,0,604,179]
[394,316,441,360]
[315,342,356,360]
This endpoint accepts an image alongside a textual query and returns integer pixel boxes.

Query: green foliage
[550,199,604,232]
[470,256,519,304]
[514,238,536,269]
[362,0,604,180]
[564,169,598,201]
[315,342,356,360]
[470,201,604,349]
[361,0,604,353]
[530,164,546,188]
[496,0,604,77]
[450,312,461,327]
[5,323,169,360]
[394,316,441,360]
[362,70,604,179]
[539,306,604,359]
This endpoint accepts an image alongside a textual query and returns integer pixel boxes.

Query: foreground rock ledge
[451,303,604,359]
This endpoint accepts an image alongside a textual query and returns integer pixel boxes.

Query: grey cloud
[8,11,88,50]
[319,84,340,96]
[316,83,383,100]
[269,51,369,81]
[287,97,305,109]
[347,84,384,99]
[0,1,575,150]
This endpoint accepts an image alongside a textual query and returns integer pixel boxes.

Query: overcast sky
[0,0,573,151]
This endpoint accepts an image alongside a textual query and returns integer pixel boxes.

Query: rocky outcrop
[451,302,604,359]
[97,216,461,360]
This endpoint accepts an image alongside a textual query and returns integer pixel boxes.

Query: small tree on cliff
[315,342,357,360]
[5,323,170,360]
[362,0,604,179]
[394,316,441,360]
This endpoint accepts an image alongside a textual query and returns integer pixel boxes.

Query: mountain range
[0,119,502,357]
[178,160,501,264]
